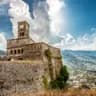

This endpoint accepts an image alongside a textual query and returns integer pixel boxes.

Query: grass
[11,88,96,96]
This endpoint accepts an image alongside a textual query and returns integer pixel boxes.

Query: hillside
[62,50,96,88]
[0,50,6,56]
[62,50,96,71]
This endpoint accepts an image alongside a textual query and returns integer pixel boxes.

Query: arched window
[18,49,20,54]
[14,50,16,54]
[21,49,24,54]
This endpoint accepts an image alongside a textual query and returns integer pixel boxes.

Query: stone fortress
[0,21,63,94]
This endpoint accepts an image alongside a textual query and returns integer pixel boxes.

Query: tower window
[20,32,24,37]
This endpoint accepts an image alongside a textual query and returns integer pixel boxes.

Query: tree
[50,66,69,89]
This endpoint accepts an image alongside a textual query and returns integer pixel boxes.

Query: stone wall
[0,61,50,96]
[7,38,34,49]
[24,43,42,60]
[38,43,63,80]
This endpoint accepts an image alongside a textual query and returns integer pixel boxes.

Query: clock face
[19,24,24,29]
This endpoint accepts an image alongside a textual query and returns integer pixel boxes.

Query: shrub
[45,49,52,59]
[50,66,69,89]
[43,76,49,89]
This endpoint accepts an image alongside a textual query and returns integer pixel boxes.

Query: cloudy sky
[0,0,96,51]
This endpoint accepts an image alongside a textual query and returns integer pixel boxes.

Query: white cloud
[54,31,96,51]
[0,33,6,51]
[8,0,67,44]
[8,0,50,43]
[31,0,50,42]
[0,0,9,5]
[8,0,96,51]
[9,0,32,38]
[47,0,65,35]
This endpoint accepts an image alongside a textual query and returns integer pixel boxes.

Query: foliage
[43,76,49,89]
[50,66,69,89]
[45,49,52,59]
[80,84,90,89]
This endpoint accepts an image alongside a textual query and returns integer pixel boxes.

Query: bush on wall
[50,66,69,89]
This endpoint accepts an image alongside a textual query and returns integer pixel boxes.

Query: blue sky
[65,0,96,36]
[0,0,96,50]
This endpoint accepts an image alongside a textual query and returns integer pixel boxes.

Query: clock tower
[18,21,29,39]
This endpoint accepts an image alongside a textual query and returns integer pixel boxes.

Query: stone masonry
[0,61,49,95]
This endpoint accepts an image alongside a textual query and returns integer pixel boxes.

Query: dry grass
[11,88,96,96]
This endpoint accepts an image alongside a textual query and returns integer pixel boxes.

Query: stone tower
[18,21,29,39]
[7,21,34,60]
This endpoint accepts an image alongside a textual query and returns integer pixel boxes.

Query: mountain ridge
[0,50,6,56]
[62,50,96,71]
